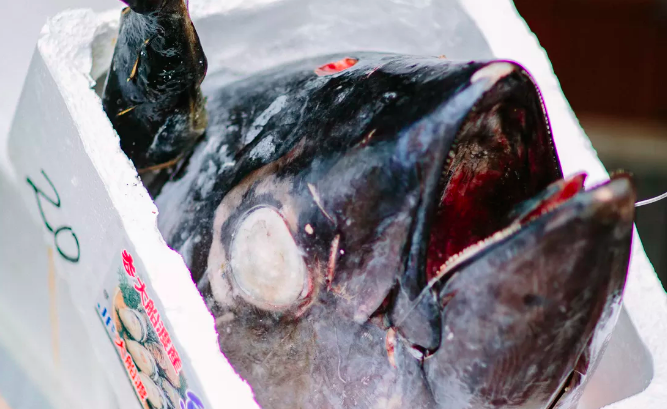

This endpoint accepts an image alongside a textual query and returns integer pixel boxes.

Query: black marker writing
[27,170,80,263]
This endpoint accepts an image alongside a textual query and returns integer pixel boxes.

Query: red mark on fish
[386,328,397,368]
[315,57,358,76]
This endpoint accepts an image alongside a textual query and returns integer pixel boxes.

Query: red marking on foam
[315,57,359,76]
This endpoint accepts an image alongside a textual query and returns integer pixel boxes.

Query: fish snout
[586,175,636,231]
[420,176,635,408]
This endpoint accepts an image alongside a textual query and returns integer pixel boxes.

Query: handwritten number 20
[27,170,80,263]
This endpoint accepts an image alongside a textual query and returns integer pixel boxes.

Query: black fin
[103,0,208,171]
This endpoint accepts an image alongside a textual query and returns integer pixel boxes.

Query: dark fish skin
[102,0,207,170]
[157,54,560,289]
[101,2,636,409]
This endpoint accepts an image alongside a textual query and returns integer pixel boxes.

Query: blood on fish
[315,57,359,76]
[516,173,587,224]
[386,328,397,368]
[425,99,560,281]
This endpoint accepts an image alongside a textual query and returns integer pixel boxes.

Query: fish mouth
[392,62,629,356]
[421,63,562,284]
[390,62,636,375]
[432,172,635,281]
[433,172,582,280]
[419,62,634,291]
[392,63,563,351]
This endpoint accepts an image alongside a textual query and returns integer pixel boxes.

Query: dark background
[514,0,667,286]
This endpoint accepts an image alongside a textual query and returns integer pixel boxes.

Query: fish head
[179,54,629,409]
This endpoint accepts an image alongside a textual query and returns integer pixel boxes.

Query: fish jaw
[391,61,562,352]
[422,176,635,409]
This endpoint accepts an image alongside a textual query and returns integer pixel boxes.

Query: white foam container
[0,0,665,408]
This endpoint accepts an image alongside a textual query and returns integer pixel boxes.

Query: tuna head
[154,54,633,409]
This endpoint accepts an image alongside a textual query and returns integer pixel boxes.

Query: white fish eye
[230,206,308,309]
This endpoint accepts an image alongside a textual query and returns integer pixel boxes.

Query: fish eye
[229,206,308,310]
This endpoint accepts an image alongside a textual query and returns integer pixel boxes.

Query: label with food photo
[96,248,205,409]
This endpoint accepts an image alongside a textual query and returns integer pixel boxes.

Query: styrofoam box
[1,0,666,408]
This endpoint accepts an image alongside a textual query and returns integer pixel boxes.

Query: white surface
[0,0,118,174]
[0,169,127,409]
[0,1,665,409]
[7,7,258,409]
